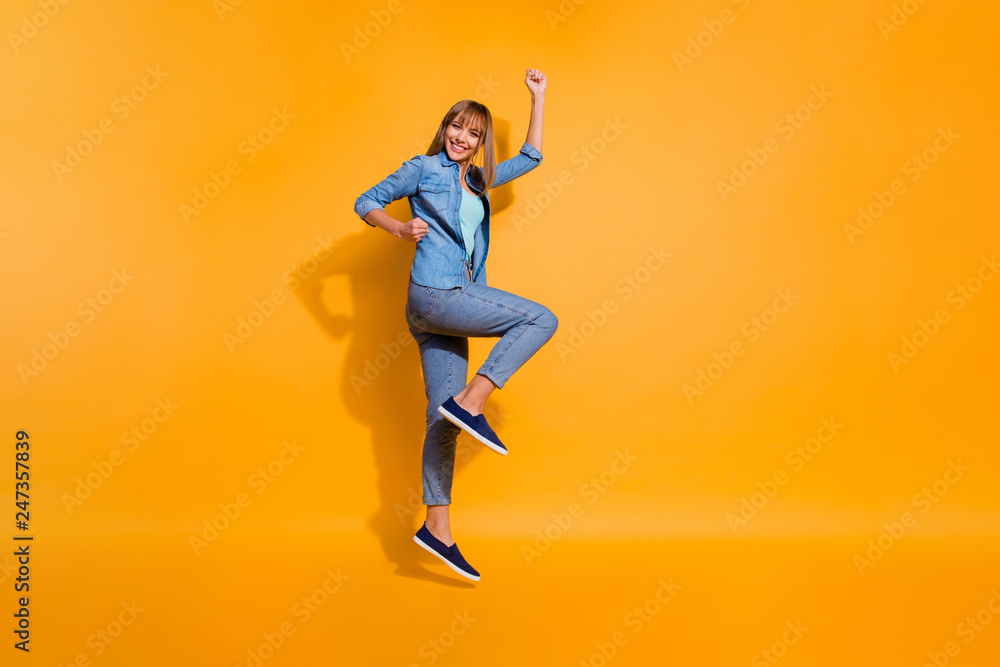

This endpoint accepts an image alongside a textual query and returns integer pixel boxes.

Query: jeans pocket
[407,283,437,325]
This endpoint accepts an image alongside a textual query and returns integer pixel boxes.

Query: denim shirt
[354,141,544,289]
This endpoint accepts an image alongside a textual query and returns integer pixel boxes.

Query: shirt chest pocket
[419,179,451,197]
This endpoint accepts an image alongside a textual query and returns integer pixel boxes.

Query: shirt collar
[436,150,456,166]
[435,151,484,195]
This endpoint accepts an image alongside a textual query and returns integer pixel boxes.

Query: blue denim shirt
[355,141,543,289]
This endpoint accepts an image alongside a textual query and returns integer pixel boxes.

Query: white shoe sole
[413,534,481,581]
[437,405,508,456]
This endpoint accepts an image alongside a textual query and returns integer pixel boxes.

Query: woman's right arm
[354,154,428,242]
[363,208,427,242]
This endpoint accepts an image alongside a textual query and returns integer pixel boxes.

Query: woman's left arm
[525,68,546,153]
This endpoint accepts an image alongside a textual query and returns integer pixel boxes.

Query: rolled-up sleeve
[492,141,543,189]
[354,155,424,226]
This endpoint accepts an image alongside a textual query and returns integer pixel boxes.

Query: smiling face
[444,112,482,165]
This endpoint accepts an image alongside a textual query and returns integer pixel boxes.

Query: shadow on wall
[287,120,520,586]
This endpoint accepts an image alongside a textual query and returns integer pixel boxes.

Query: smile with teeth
[451,141,467,152]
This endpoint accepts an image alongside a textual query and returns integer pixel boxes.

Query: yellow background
[2,0,999,664]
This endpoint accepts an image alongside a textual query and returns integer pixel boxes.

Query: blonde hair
[426,100,496,198]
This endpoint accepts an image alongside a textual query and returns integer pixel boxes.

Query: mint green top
[459,188,484,263]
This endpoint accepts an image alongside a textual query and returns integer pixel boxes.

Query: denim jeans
[405,260,558,505]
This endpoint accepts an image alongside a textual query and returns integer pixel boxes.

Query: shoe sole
[438,405,508,456]
[413,534,481,581]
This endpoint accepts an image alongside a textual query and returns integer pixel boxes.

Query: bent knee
[535,307,558,334]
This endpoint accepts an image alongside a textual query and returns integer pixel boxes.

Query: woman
[353,68,557,581]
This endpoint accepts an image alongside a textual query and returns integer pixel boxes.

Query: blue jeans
[405,260,558,505]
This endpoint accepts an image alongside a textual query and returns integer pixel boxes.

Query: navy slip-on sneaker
[413,522,481,581]
[437,396,507,456]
